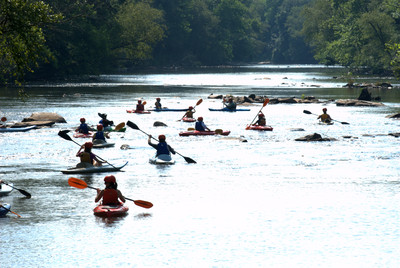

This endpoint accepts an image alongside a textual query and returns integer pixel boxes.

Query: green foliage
[0,0,62,83]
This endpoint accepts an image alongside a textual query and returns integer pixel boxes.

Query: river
[1,65,400,267]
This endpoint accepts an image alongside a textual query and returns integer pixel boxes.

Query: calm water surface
[1,65,400,267]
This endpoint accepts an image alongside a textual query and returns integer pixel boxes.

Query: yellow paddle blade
[187,127,195,131]
[115,122,125,131]
[68,177,88,189]
[214,129,223,134]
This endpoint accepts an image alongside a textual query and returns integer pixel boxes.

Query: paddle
[0,181,31,198]
[248,98,270,126]
[68,177,153,209]
[1,204,22,217]
[114,122,125,131]
[178,99,202,121]
[58,130,121,170]
[126,121,197,164]
[303,110,349,125]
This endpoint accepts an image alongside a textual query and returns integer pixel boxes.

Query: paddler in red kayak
[252,112,266,126]
[183,106,195,118]
[76,142,104,167]
[317,108,332,123]
[95,175,126,205]
[195,117,210,131]
[76,118,90,134]
[148,134,176,161]
[136,100,145,112]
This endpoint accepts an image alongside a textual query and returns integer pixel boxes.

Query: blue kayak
[0,204,11,217]
[148,108,188,112]
[0,125,37,132]
[208,108,250,112]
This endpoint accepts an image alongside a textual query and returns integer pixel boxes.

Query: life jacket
[80,152,92,164]
[195,121,205,131]
[136,104,144,111]
[186,110,194,118]
[94,131,106,141]
[320,114,330,122]
[102,189,119,205]
[156,142,170,156]
[155,102,162,109]
[78,123,89,134]
[257,117,266,126]
[99,119,112,128]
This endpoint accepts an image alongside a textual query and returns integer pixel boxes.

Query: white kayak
[149,157,175,165]
[61,162,128,174]
[92,139,115,148]
[0,183,13,196]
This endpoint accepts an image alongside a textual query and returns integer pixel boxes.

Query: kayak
[0,183,13,196]
[209,108,250,112]
[182,117,196,122]
[0,204,11,217]
[0,125,37,132]
[93,204,129,217]
[246,125,273,131]
[61,161,128,174]
[92,139,115,148]
[73,132,93,138]
[179,130,231,136]
[126,110,151,114]
[149,157,175,165]
[319,121,334,125]
[148,108,188,112]
[105,127,126,132]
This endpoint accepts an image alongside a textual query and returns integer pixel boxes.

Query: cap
[198,117,203,121]
[84,142,93,148]
[97,124,103,130]
[138,100,142,104]
[323,108,327,112]
[158,134,166,141]
[189,106,193,110]
[104,175,116,183]
[80,118,86,123]
[156,98,161,101]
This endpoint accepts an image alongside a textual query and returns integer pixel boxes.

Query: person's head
[84,142,93,152]
[258,113,265,118]
[104,175,117,189]
[198,116,203,122]
[189,106,193,110]
[323,108,327,113]
[228,98,233,103]
[156,98,161,101]
[158,134,166,142]
[80,118,86,123]
[97,124,103,131]
[1,117,6,122]
[138,100,142,104]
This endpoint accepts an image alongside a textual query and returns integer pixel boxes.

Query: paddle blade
[115,122,125,131]
[18,189,31,199]
[68,177,88,189]
[341,122,350,125]
[263,98,270,106]
[196,99,203,106]
[58,130,73,141]
[143,101,147,105]
[126,121,139,130]
[303,110,312,114]
[184,156,197,164]
[214,129,223,134]
[187,127,195,131]
[133,200,153,209]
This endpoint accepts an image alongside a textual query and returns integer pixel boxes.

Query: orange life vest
[102,189,119,205]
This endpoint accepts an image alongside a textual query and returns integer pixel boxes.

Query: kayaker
[317,108,332,123]
[0,117,6,128]
[76,118,90,134]
[76,142,104,167]
[98,113,114,130]
[155,98,162,109]
[195,117,210,131]
[92,124,110,143]
[148,134,176,161]
[136,100,145,112]
[253,112,266,126]
[223,98,237,111]
[95,175,126,205]
[183,106,196,118]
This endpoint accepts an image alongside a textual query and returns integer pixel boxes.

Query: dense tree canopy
[2,0,400,84]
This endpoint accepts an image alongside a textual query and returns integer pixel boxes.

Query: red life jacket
[102,189,119,205]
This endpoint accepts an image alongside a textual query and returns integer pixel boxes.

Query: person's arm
[95,189,104,202]
[76,145,84,156]
[202,122,210,131]
[167,145,176,154]
[117,190,126,203]
[148,136,157,149]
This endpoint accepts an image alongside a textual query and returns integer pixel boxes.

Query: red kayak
[73,132,93,138]
[93,204,129,217]
[182,117,196,122]
[245,125,273,131]
[179,130,230,136]
[126,110,151,114]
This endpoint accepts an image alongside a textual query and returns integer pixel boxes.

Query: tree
[0,0,62,84]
